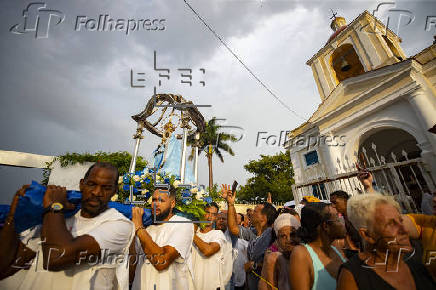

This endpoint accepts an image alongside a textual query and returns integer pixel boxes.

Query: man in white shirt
[131,187,195,290]
[8,162,135,290]
[192,202,228,290]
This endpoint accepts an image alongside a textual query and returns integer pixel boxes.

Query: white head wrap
[273,213,301,235]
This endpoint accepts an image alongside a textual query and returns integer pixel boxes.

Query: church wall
[319,76,411,131]
[321,52,337,88]
[310,63,326,100]
[350,30,372,71]
[289,151,302,184]
[355,20,384,69]
[313,59,331,98]
[291,74,436,187]
[328,98,433,175]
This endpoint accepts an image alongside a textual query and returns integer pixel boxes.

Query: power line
[182,0,306,121]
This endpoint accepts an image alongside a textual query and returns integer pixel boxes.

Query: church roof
[306,10,402,66]
[288,46,434,139]
[411,43,436,65]
[326,25,348,44]
[288,11,416,140]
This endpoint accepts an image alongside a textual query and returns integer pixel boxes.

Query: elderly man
[259,213,300,290]
[191,202,228,290]
[337,194,435,290]
[5,162,135,290]
[131,186,195,290]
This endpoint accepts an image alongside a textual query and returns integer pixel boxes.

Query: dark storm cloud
[0,0,433,203]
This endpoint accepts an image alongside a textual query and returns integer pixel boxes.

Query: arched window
[330,44,365,82]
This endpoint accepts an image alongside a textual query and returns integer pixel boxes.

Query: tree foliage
[238,151,294,202]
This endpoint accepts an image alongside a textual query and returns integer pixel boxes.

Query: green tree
[238,151,294,203]
[188,117,238,192]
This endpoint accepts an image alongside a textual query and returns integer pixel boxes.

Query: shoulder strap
[303,244,320,290]
[331,245,347,263]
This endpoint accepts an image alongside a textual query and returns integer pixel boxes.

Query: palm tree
[188,117,238,192]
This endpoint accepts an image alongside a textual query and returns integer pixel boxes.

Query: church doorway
[357,127,432,212]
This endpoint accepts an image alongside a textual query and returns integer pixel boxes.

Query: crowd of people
[0,161,435,290]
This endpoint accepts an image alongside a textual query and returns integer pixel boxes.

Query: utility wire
[182,0,306,121]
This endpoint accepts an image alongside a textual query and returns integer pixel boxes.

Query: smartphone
[232,180,238,194]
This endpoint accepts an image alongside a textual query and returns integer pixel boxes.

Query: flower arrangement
[40,151,215,223]
[116,168,213,222]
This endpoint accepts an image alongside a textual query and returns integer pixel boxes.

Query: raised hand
[356,163,374,192]
[42,185,75,210]
[5,185,30,225]
[221,184,236,204]
[358,172,374,192]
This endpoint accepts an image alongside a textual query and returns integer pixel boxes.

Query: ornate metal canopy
[131,94,205,140]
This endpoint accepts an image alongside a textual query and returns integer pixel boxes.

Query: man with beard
[131,187,195,290]
[12,162,135,290]
[191,202,229,290]
[259,213,301,290]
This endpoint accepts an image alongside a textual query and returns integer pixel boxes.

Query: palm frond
[215,148,224,162]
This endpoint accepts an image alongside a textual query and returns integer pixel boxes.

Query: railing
[292,142,436,213]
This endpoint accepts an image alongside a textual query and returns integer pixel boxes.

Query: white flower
[118,176,123,185]
[157,175,163,181]
[196,189,204,199]
[173,180,181,188]
[140,174,146,180]
[111,194,119,202]
[190,187,198,194]
[133,175,141,182]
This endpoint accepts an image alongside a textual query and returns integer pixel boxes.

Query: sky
[0,0,435,203]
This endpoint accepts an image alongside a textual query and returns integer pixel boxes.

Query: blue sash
[0,181,154,233]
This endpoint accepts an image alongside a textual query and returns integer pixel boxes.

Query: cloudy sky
[0,0,434,203]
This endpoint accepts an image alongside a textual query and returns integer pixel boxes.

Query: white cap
[273,213,301,235]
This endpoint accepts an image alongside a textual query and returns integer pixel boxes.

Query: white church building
[285,11,436,211]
